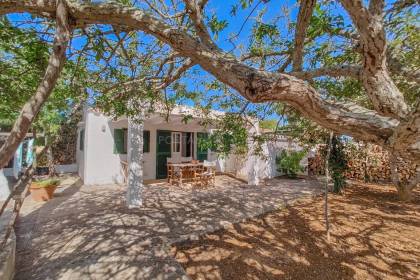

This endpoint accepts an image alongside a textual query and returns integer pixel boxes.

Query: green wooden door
[197,132,208,162]
[156,130,172,179]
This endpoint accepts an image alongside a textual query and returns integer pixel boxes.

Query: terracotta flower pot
[29,182,58,202]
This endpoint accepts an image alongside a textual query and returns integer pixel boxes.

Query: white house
[76,104,308,186]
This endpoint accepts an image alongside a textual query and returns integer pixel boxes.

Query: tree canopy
[0,0,418,197]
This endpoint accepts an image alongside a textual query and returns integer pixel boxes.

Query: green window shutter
[79,129,85,151]
[197,132,208,161]
[114,129,126,154]
[143,130,150,153]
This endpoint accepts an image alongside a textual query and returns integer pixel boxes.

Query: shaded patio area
[14,175,322,280]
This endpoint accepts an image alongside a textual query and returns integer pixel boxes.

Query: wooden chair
[192,164,205,187]
[167,158,180,185]
[121,160,128,184]
[201,160,216,186]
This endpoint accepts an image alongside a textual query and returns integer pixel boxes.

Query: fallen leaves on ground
[172,181,420,280]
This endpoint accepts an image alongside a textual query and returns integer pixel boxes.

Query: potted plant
[29,178,60,202]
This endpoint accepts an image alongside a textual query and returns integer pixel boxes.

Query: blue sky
[3,0,344,122]
[5,0,396,121]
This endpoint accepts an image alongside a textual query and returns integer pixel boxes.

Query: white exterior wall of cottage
[76,109,309,185]
[77,110,128,185]
[224,135,308,181]
[77,109,216,185]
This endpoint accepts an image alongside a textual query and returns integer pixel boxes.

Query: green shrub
[276,150,306,178]
[32,178,60,188]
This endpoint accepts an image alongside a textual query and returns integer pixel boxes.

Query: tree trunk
[0,0,71,168]
[389,154,418,201]
[126,101,145,208]
[47,145,56,177]
[396,186,413,201]
[324,132,333,241]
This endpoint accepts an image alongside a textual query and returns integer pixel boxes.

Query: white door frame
[171,132,182,160]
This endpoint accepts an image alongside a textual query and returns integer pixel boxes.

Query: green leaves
[199,114,248,157]
[0,17,88,141]
[276,150,306,178]
[254,22,279,43]
[306,3,345,39]
[208,14,228,39]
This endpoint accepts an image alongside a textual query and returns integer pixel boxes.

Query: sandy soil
[172,181,420,280]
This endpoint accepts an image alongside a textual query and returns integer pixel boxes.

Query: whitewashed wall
[81,111,127,185]
[224,135,308,181]
[55,164,78,174]
[78,108,308,185]
[79,110,214,185]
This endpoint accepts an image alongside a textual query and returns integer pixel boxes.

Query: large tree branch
[1,0,417,163]
[0,0,71,168]
[292,0,316,71]
[389,101,420,164]
[339,0,409,119]
[290,65,362,80]
[183,0,215,48]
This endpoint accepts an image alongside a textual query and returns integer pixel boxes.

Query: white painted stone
[126,102,145,208]
[0,169,11,201]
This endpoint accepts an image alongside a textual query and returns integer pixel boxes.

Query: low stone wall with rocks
[0,206,17,280]
[308,143,417,184]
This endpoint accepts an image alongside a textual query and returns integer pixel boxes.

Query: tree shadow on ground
[172,181,420,280]
[14,176,323,280]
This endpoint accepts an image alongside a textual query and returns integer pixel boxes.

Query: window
[114,128,127,154]
[197,132,208,161]
[172,132,181,153]
[79,129,85,151]
[115,128,149,154]
[143,130,150,153]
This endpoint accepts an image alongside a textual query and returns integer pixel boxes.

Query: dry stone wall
[308,143,417,184]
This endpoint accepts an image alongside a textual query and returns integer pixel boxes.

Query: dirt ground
[172,181,420,280]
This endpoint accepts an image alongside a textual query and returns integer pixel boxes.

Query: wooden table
[167,162,203,186]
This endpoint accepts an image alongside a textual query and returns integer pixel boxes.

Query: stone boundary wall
[0,230,15,280]
[308,143,416,184]
[0,207,16,280]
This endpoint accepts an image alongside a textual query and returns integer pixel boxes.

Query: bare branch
[240,50,289,62]
[369,0,385,16]
[277,56,292,73]
[103,58,194,94]
[290,65,362,80]
[155,59,195,89]
[183,0,215,48]
[292,0,316,71]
